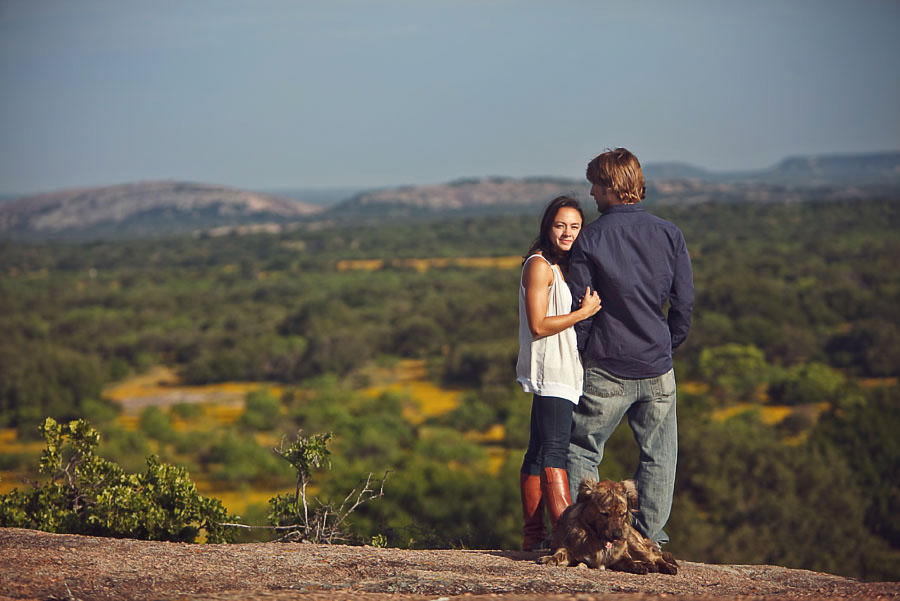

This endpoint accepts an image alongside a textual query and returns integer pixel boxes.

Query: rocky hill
[329,177,586,220]
[757,151,900,185]
[0,181,323,239]
[325,151,900,220]
[643,151,900,185]
[2,152,898,239]
[1,528,898,601]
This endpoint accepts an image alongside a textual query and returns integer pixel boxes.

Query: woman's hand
[578,286,601,318]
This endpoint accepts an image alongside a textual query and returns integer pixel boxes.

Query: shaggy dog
[538,478,678,575]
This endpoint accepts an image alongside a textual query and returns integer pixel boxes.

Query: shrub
[698,343,771,403]
[0,417,236,543]
[267,431,387,544]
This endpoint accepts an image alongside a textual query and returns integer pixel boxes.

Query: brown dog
[538,478,678,575]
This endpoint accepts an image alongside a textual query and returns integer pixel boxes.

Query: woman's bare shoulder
[522,253,553,288]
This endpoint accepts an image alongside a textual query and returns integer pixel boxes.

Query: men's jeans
[567,365,678,545]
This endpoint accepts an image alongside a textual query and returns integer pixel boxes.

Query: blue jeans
[521,394,575,474]
[566,365,678,545]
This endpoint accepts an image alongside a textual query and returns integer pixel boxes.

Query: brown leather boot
[540,467,573,528]
[520,472,546,551]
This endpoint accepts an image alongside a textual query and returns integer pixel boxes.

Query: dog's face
[574,478,639,545]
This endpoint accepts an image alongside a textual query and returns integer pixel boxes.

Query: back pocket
[650,369,676,400]
[585,367,625,398]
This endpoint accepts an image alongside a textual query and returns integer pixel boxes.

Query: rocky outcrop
[0,528,897,601]
[0,181,322,236]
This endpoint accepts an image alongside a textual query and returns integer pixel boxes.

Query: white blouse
[515,254,583,404]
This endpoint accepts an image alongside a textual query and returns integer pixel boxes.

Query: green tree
[0,343,104,437]
[670,410,884,579]
[698,343,771,403]
[769,362,847,405]
[810,387,900,553]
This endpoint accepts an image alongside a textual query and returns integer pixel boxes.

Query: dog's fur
[537,479,678,575]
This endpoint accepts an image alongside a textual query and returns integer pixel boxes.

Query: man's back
[568,203,693,379]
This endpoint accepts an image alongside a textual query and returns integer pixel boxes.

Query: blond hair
[586,148,645,204]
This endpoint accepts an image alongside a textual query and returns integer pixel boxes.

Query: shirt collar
[602,202,645,214]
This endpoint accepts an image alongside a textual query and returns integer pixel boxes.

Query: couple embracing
[516,148,694,552]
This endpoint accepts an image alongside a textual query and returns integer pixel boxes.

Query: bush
[770,362,846,405]
[0,418,236,543]
[698,343,771,403]
[268,431,388,544]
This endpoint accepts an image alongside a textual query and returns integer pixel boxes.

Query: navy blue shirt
[568,203,694,379]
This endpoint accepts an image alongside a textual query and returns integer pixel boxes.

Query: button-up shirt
[568,203,694,379]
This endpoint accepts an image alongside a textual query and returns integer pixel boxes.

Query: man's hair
[586,148,645,204]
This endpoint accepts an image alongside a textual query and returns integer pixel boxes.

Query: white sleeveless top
[515,254,583,404]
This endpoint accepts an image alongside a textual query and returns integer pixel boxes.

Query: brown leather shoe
[540,467,573,528]
[520,472,546,551]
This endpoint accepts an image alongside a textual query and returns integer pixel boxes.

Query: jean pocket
[585,367,625,398]
[650,369,676,400]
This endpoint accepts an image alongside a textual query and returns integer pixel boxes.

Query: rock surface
[1,528,897,601]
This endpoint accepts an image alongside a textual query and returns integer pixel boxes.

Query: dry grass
[336,259,384,271]
[485,447,511,475]
[0,428,43,453]
[859,377,898,389]
[465,423,506,444]
[362,359,462,424]
[679,380,709,395]
[337,255,522,273]
[711,401,831,442]
[192,480,296,518]
[104,366,283,417]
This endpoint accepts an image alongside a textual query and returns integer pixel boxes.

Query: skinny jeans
[521,394,574,474]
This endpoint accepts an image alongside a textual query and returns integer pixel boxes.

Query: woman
[516,195,601,552]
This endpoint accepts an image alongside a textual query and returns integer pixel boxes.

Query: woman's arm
[523,258,601,339]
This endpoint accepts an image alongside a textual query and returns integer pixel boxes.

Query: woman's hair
[586,147,645,204]
[524,196,584,270]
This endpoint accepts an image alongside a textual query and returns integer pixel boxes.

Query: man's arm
[568,234,596,354]
[667,237,694,350]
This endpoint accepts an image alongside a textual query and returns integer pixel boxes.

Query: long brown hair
[524,196,584,272]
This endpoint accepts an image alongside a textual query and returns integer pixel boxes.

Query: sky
[1,0,899,195]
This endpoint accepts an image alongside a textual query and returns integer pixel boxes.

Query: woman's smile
[550,206,583,252]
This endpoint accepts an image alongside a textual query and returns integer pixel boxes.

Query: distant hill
[327,177,588,220]
[2,151,897,239]
[326,151,900,219]
[643,162,715,180]
[261,187,366,207]
[0,181,323,239]
[756,151,900,185]
[645,151,900,185]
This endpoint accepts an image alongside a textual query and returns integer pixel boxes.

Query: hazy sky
[1,0,899,194]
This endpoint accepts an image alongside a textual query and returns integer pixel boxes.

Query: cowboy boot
[520,472,546,551]
[540,467,573,528]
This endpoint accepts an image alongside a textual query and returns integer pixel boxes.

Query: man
[566,147,694,547]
